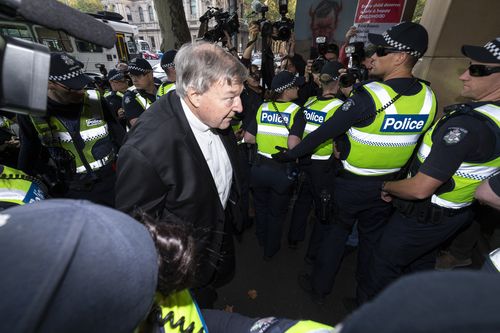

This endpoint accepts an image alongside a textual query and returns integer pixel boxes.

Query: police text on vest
[380,115,428,132]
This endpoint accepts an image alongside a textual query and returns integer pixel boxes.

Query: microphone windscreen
[251,0,263,13]
[18,0,116,48]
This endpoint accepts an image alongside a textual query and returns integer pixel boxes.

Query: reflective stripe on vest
[489,248,500,272]
[0,165,46,205]
[157,82,176,98]
[303,97,344,160]
[286,320,336,333]
[343,81,436,176]
[256,101,301,158]
[156,289,207,333]
[418,103,500,209]
[135,92,153,110]
[31,90,115,174]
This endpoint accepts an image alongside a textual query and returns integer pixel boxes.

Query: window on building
[139,7,144,22]
[126,6,132,21]
[148,6,154,21]
[150,36,156,49]
[189,0,197,16]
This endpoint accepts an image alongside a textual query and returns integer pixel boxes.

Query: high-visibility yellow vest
[0,165,46,206]
[417,103,500,209]
[30,90,115,174]
[302,96,344,160]
[343,81,437,176]
[152,290,207,333]
[255,101,301,158]
[157,82,176,98]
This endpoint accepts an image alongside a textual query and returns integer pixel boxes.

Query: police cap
[161,49,177,70]
[462,38,500,64]
[368,21,428,58]
[128,57,153,75]
[49,52,93,90]
[271,71,305,93]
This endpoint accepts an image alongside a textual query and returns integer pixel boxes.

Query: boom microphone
[16,0,116,48]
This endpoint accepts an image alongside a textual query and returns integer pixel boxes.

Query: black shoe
[288,240,298,250]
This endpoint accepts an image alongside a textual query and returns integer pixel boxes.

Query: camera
[272,0,294,41]
[200,7,239,43]
[252,5,273,37]
[339,42,369,88]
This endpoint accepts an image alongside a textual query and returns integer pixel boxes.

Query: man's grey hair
[174,41,248,98]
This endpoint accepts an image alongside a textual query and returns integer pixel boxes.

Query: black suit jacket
[115,92,242,286]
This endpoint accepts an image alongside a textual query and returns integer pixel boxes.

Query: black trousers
[362,207,475,302]
[310,176,393,300]
[288,159,337,259]
[250,157,294,257]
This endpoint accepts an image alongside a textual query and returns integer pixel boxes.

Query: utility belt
[68,163,115,192]
[393,198,471,224]
[337,168,400,181]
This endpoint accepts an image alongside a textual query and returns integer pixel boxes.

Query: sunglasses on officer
[468,64,500,77]
[375,46,407,57]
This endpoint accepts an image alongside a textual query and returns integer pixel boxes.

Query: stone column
[414,0,500,111]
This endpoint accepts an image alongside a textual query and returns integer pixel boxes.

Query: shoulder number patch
[442,127,468,145]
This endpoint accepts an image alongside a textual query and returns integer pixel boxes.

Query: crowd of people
[0,18,499,332]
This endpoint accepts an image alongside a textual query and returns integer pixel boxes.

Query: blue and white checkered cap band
[275,76,297,93]
[108,73,123,81]
[383,32,422,58]
[161,62,174,69]
[484,39,500,61]
[128,65,151,73]
[49,69,84,81]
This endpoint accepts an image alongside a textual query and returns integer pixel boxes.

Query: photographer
[272,22,438,304]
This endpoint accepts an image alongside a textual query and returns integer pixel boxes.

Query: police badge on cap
[49,52,92,90]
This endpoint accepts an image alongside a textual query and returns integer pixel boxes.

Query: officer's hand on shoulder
[272,146,295,163]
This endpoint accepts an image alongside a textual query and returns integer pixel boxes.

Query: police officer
[288,61,345,257]
[17,52,125,207]
[244,71,305,260]
[0,164,46,210]
[368,37,500,299]
[123,57,158,126]
[273,22,437,304]
[156,49,177,98]
[104,68,129,129]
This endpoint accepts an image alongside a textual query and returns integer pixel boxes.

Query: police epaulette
[443,103,473,114]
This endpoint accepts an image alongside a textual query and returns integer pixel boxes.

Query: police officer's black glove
[272,146,295,163]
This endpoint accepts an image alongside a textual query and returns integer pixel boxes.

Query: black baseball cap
[49,52,92,90]
[368,21,428,58]
[462,38,500,64]
[161,49,177,70]
[0,199,158,333]
[128,57,153,75]
[271,71,305,92]
[107,68,125,81]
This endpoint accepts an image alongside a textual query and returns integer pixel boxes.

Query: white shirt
[181,98,233,208]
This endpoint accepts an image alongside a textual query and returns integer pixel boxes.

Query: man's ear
[186,87,201,108]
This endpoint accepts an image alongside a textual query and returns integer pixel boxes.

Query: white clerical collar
[180,98,211,133]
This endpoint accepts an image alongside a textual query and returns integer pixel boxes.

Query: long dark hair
[134,211,199,297]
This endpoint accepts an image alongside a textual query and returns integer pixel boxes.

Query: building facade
[100,0,248,52]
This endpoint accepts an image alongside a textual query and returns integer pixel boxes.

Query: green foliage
[242,0,296,23]
[412,0,427,23]
[58,0,103,13]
